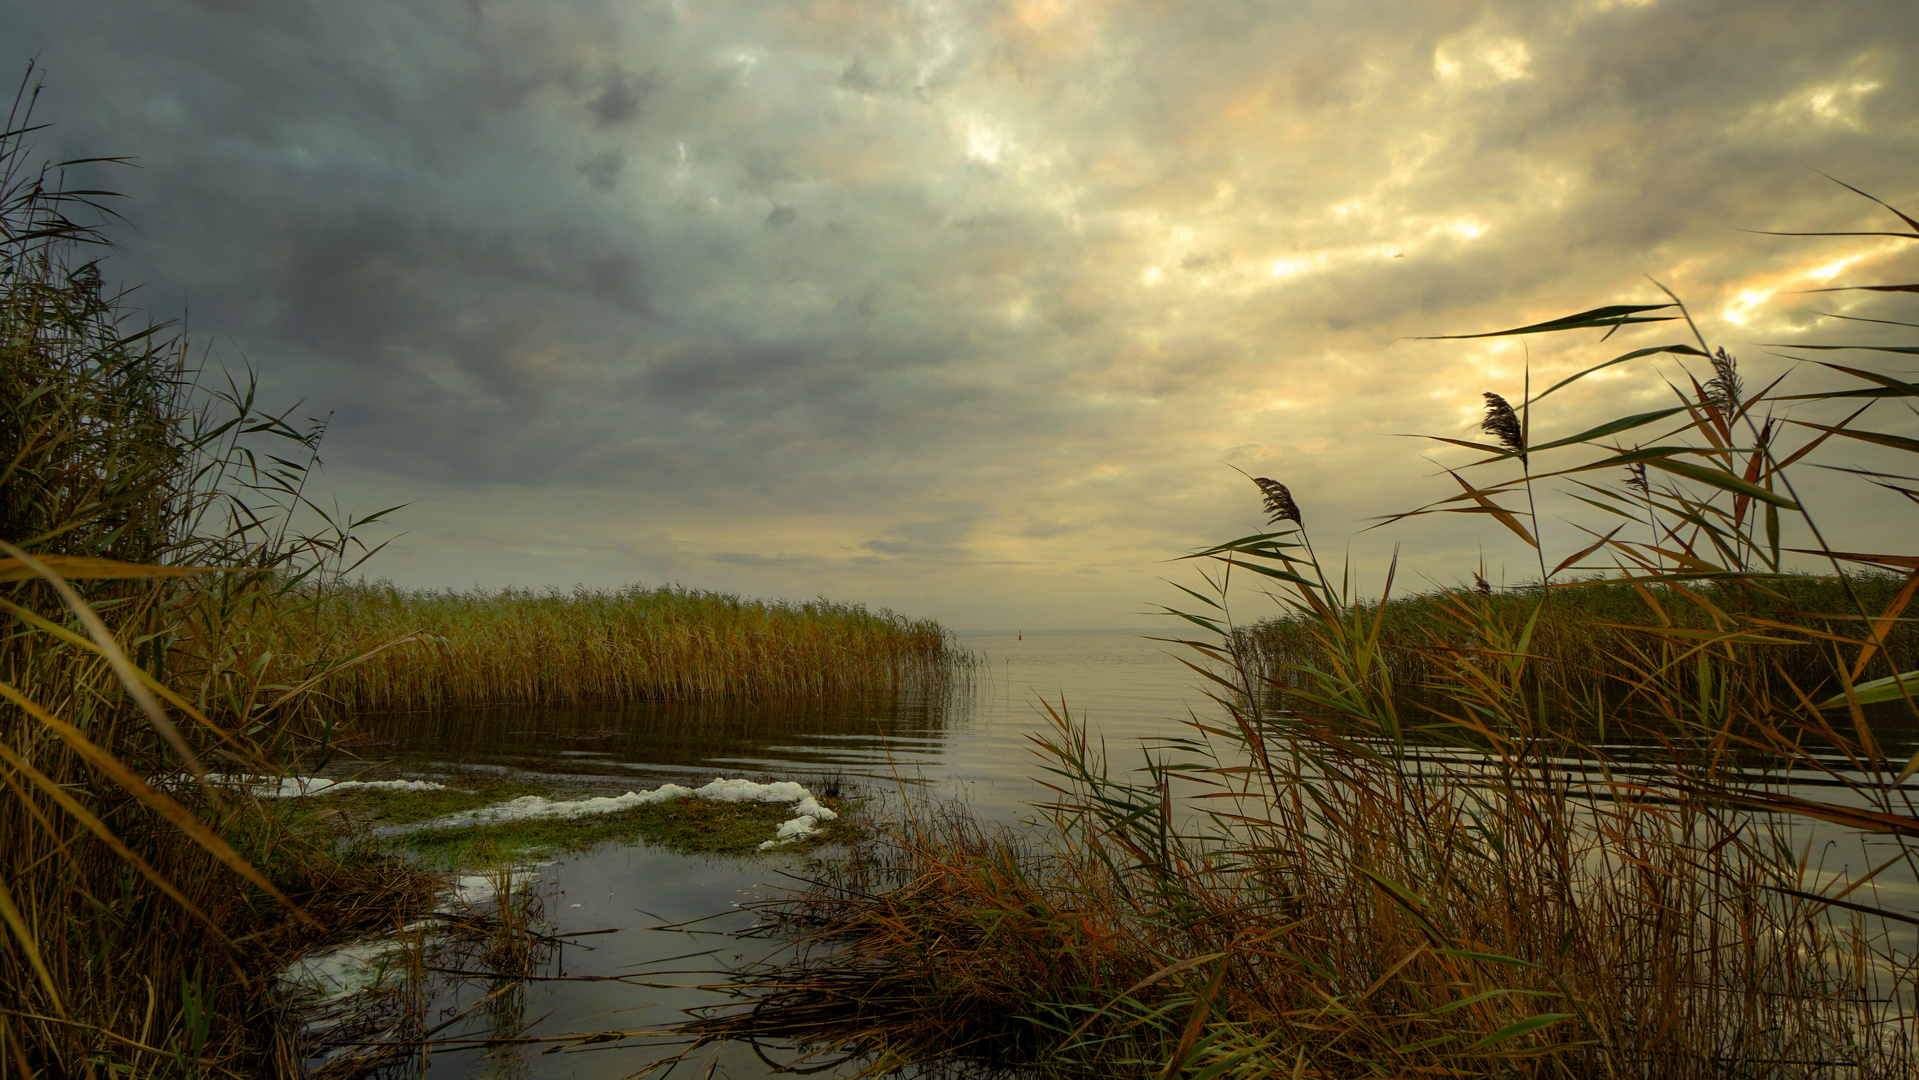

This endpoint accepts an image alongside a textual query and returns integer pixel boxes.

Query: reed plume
[1707,346,1743,415]
[1480,391,1526,464]
[687,181,1919,1080]
[1252,477,1302,527]
[1624,457,1650,493]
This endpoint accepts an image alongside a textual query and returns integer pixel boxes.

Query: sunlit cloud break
[4,0,1913,627]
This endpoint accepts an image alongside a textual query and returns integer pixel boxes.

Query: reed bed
[692,712,1908,1078]
[257,581,960,711]
[1233,573,1919,710]
[2,75,444,1077]
[681,185,1919,1078]
[0,71,967,1077]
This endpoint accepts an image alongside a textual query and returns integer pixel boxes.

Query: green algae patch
[389,794,851,865]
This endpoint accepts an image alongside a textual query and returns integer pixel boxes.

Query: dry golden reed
[680,185,1919,1080]
[0,84,961,1073]
[0,79,444,1077]
[255,580,959,711]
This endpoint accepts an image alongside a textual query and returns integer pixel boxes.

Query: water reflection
[343,631,1209,820]
[317,631,1919,1078]
[314,629,1919,1074]
[344,693,959,782]
[305,632,1211,1078]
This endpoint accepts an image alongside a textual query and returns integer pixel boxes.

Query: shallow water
[309,630,1213,1077]
[343,630,1209,822]
[307,629,1919,1078]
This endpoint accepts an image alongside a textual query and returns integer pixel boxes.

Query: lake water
[345,630,1213,823]
[301,629,1919,1078]
[309,630,1219,1078]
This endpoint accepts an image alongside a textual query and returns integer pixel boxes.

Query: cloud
[3,0,1914,626]
[709,552,812,568]
[578,149,625,190]
[587,64,657,127]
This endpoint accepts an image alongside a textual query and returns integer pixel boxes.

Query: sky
[5,0,1916,629]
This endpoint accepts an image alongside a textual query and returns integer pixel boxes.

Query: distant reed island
[268,581,960,710]
[1234,572,1919,708]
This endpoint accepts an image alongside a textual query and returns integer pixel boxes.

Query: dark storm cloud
[586,65,658,127]
[2,0,1913,623]
[577,149,625,190]
[260,209,644,368]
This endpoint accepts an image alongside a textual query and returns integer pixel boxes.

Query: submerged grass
[256,580,961,712]
[276,849,559,1078]
[680,185,1919,1078]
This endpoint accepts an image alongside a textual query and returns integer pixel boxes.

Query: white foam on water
[205,774,449,798]
[758,815,825,850]
[279,938,401,1004]
[409,777,841,849]
[419,786,693,829]
[449,874,498,905]
[792,795,837,821]
[275,919,432,1008]
[442,868,540,908]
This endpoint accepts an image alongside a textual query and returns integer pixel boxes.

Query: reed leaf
[677,180,1919,1080]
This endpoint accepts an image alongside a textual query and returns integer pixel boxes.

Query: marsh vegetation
[1235,572,1919,717]
[0,79,945,1078]
[266,580,957,712]
[678,188,1919,1079]
[11,57,1919,1080]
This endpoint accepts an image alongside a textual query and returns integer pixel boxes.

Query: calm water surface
[331,630,1212,1078]
[351,630,1209,821]
[320,631,1919,1078]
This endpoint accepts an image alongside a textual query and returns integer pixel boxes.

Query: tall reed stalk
[1,70,431,1078]
[681,182,1919,1079]
[1,70,964,1076]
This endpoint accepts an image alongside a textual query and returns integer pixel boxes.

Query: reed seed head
[1480,392,1526,464]
[1625,457,1650,494]
[1707,347,1743,416]
[1252,477,1302,527]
